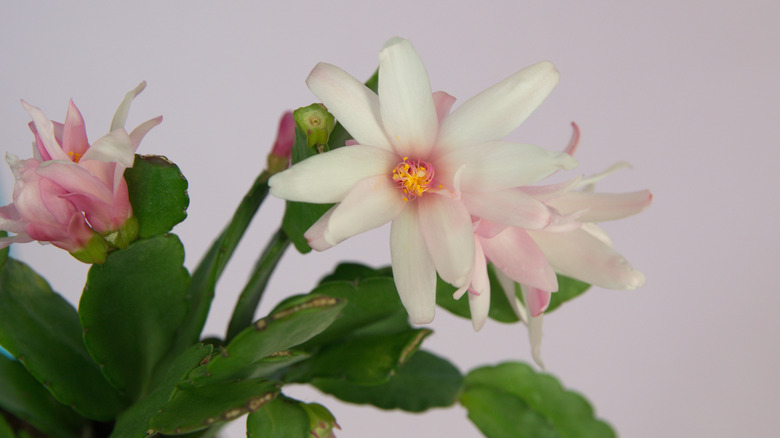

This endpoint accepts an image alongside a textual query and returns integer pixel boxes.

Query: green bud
[293,104,335,152]
[103,216,140,250]
[70,233,109,264]
[302,402,339,437]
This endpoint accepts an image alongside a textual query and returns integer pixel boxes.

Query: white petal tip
[408,308,435,325]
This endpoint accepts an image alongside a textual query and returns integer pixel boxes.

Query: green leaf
[546,275,591,313]
[0,414,13,438]
[313,350,462,412]
[317,262,392,285]
[246,396,309,438]
[80,234,190,401]
[0,355,84,438]
[436,264,520,323]
[167,170,271,361]
[187,295,345,385]
[0,258,124,420]
[124,155,189,238]
[289,329,430,385]
[301,277,409,349]
[461,363,616,438]
[110,344,213,438]
[149,378,279,435]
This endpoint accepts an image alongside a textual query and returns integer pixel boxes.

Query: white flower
[269,38,576,324]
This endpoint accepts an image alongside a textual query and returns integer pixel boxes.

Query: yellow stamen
[392,158,435,201]
[68,151,82,163]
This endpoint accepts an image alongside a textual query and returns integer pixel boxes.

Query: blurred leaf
[289,329,430,385]
[461,362,615,438]
[0,258,124,420]
[317,262,392,285]
[166,170,271,366]
[80,234,190,401]
[186,295,345,385]
[0,414,13,438]
[110,344,213,438]
[313,350,462,412]
[124,155,189,238]
[0,355,84,438]
[546,275,591,313]
[148,378,279,435]
[246,396,309,438]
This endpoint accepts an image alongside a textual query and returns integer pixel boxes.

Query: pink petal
[268,145,397,203]
[564,122,581,156]
[390,204,437,324]
[462,188,552,230]
[474,218,508,239]
[432,91,456,123]
[111,82,146,131]
[436,141,578,192]
[548,190,653,222]
[35,161,114,205]
[304,206,336,251]
[417,193,474,289]
[467,236,490,331]
[306,63,391,151]
[529,228,646,290]
[521,283,547,369]
[437,61,559,152]
[21,100,68,161]
[378,38,438,158]
[62,100,89,159]
[60,192,113,233]
[480,227,558,292]
[524,286,552,317]
[307,175,405,249]
[0,204,28,235]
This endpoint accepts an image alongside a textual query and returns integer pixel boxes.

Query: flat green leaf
[246,396,309,438]
[110,344,213,438]
[436,264,519,323]
[166,170,271,366]
[289,329,430,385]
[0,414,13,438]
[313,350,462,412]
[187,295,345,385]
[0,356,84,438]
[80,234,190,401]
[317,262,392,285]
[301,277,409,349]
[124,154,189,238]
[0,258,124,420]
[149,378,279,435]
[461,362,615,438]
[546,275,591,313]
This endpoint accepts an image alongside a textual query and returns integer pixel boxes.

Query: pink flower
[269,37,576,324]
[0,82,161,262]
[267,111,295,175]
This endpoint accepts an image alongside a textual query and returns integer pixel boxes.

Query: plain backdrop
[1,1,778,437]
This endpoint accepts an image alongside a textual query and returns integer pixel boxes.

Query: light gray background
[1,1,778,437]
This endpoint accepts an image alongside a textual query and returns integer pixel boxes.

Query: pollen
[68,151,82,163]
[392,158,435,201]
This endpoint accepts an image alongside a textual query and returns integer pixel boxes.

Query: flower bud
[267,111,295,175]
[293,103,335,153]
[69,232,109,264]
[302,402,339,438]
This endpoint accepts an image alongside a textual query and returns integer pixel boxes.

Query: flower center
[392,157,435,201]
[68,151,82,163]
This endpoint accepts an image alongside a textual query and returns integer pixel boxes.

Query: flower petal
[62,100,89,159]
[21,100,68,161]
[390,204,437,324]
[529,228,645,290]
[378,38,438,158]
[111,82,146,131]
[308,175,406,249]
[520,283,546,369]
[524,286,552,317]
[468,236,490,331]
[268,145,397,203]
[35,161,114,205]
[437,141,578,192]
[418,193,474,288]
[462,188,552,229]
[480,227,557,292]
[304,206,336,251]
[81,129,135,167]
[306,63,391,150]
[129,116,163,153]
[548,190,653,222]
[438,61,560,152]
[432,91,456,123]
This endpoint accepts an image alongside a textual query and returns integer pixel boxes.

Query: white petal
[306,63,391,150]
[520,284,546,369]
[129,116,163,152]
[378,38,438,158]
[81,129,135,167]
[391,204,437,324]
[438,61,559,152]
[418,194,474,288]
[21,100,68,161]
[548,190,653,222]
[304,206,336,251]
[462,189,552,229]
[437,141,578,192]
[268,145,397,203]
[529,228,646,290]
[111,82,146,131]
[493,268,528,323]
[468,237,490,331]
[320,175,406,247]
